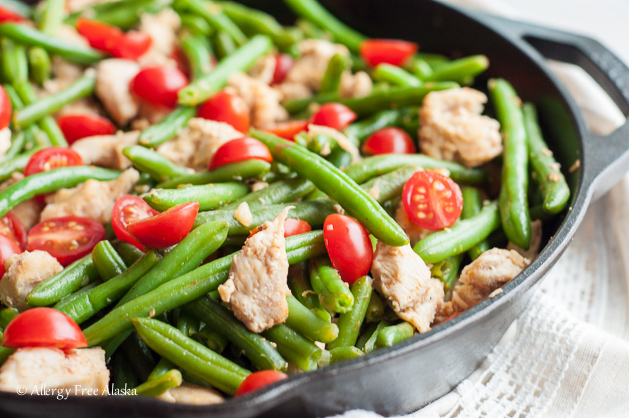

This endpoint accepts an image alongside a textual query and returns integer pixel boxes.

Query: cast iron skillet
[2,1,629,417]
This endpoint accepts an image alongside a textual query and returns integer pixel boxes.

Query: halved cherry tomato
[402,171,463,231]
[0,212,27,251]
[171,47,190,78]
[127,202,199,249]
[209,137,273,170]
[24,147,83,177]
[130,66,189,108]
[235,370,288,397]
[112,195,159,250]
[198,90,250,133]
[76,18,151,60]
[323,214,373,284]
[0,6,26,23]
[359,39,418,67]
[264,120,309,141]
[0,234,22,277]
[362,127,416,155]
[2,308,87,350]
[272,53,293,85]
[310,103,357,130]
[0,85,12,130]
[57,114,116,144]
[27,216,106,266]
[249,218,311,238]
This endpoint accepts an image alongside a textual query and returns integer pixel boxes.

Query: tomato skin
[0,6,26,23]
[114,31,152,60]
[127,202,199,249]
[0,234,22,277]
[402,171,463,231]
[198,91,250,133]
[209,137,273,170]
[283,218,311,237]
[0,85,11,130]
[362,127,416,155]
[2,308,87,350]
[76,18,151,60]
[264,120,309,141]
[24,147,83,177]
[272,53,293,85]
[235,370,288,397]
[310,103,357,130]
[57,114,116,144]
[323,214,373,284]
[130,67,189,108]
[27,216,106,266]
[359,39,418,67]
[0,212,27,251]
[112,195,159,250]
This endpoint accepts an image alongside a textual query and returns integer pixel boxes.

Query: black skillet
[2,0,629,416]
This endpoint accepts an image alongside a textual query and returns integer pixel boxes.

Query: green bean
[13,75,95,128]
[113,352,140,390]
[13,81,66,146]
[365,292,386,323]
[134,369,182,397]
[180,13,214,37]
[252,130,408,246]
[53,279,102,311]
[309,257,354,313]
[222,177,314,211]
[529,204,554,222]
[423,55,489,82]
[262,323,322,372]
[0,0,32,18]
[375,321,414,348]
[148,358,176,380]
[327,147,352,169]
[320,53,347,94]
[0,332,14,365]
[0,146,39,182]
[138,106,196,148]
[360,165,418,204]
[288,263,330,322]
[158,160,271,189]
[176,310,201,338]
[122,331,157,382]
[1,39,27,84]
[28,47,51,85]
[327,276,372,349]
[115,242,145,266]
[213,30,237,60]
[92,240,127,282]
[286,295,339,343]
[144,182,249,212]
[195,327,229,353]
[0,307,18,329]
[178,35,272,105]
[132,317,249,394]
[356,322,377,351]
[414,201,501,264]
[175,0,247,46]
[344,109,409,144]
[461,187,490,260]
[488,78,531,249]
[431,254,463,290]
[180,35,213,81]
[283,0,366,51]
[523,103,570,214]
[3,130,27,160]
[373,64,422,87]
[406,57,434,80]
[328,346,364,364]
[122,146,190,181]
[0,24,104,65]
[40,0,64,35]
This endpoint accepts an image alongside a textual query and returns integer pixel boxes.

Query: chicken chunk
[248,54,276,85]
[371,242,444,333]
[0,173,44,230]
[41,169,139,224]
[137,8,181,68]
[156,383,224,405]
[339,70,373,99]
[394,204,432,247]
[66,0,110,12]
[0,127,10,156]
[0,251,63,311]
[507,220,543,260]
[419,88,502,168]
[71,131,139,170]
[95,59,141,126]
[157,118,242,171]
[226,72,288,129]
[218,206,293,333]
[0,347,109,395]
[441,248,529,317]
[282,40,349,92]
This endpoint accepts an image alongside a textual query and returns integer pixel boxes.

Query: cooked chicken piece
[226,72,288,129]
[156,383,224,405]
[58,24,90,47]
[43,25,90,93]
[371,242,444,333]
[283,40,349,92]
[95,59,141,126]
[441,248,529,317]
[419,87,502,168]
[71,131,139,170]
[137,8,181,68]
[274,82,312,102]
[508,220,543,260]
[218,206,293,333]
[0,173,44,230]
[248,54,276,85]
[66,0,111,12]
[307,124,361,162]
[41,169,139,224]
[339,70,373,99]
[394,204,432,247]
[0,347,109,395]
[0,127,10,156]
[0,251,63,311]
[157,118,242,171]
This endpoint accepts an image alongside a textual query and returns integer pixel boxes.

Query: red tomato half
[0,234,22,277]
[127,202,199,249]
[235,370,288,397]
[76,18,151,60]
[272,53,293,85]
[323,214,373,284]
[57,114,116,144]
[402,171,463,231]
[198,91,250,133]
[2,308,87,350]
[112,195,159,250]
[362,127,416,155]
[24,147,83,177]
[27,216,106,266]
[283,218,311,237]
[359,39,418,67]
[0,85,11,130]
[130,67,188,108]
[115,31,152,61]
[310,103,357,130]
[0,212,27,251]
[264,120,309,141]
[0,6,26,23]
[209,137,273,170]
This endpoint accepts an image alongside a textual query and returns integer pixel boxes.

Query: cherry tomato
[402,171,463,231]
[2,308,87,350]
[0,85,12,130]
[283,218,311,237]
[310,103,357,130]
[359,39,418,67]
[362,127,416,155]
[171,47,190,79]
[57,114,116,144]
[24,147,83,177]
[272,53,294,85]
[127,202,199,249]
[209,137,273,170]
[115,31,153,60]
[27,216,106,266]
[130,66,189,108]
[323,214,373,284]
[264,120,309,141]
[198,90,250,133]
[111,195,159,250]
[0,234,21,277]
[0,6,26,23]
[0,212,27,251]
[235,370,288,397]
[76,18,151,60]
